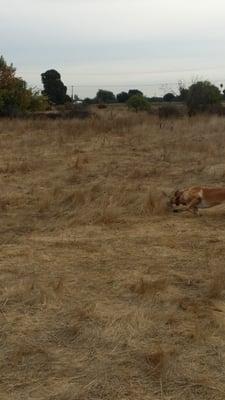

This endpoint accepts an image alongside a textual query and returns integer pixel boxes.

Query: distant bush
[116,89,144,103]
[205,103,225,116]
[158,105,182,119]
[97,104,107,109]
[148,96,163,103]
[117,91,129,103]
[66,106,91,119]
[95,89,116,104]
[28,91,49,112]
[83,97,94,105]
[128,89,143,98]
[127,95,150,112]
[163,93,176,102]
[178,83,189,102]
[0,55,47,116]
[31,103,91,120]
[186,81,222,115]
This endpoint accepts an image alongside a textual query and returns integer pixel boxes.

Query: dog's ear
[173,190,183,205]
[174,190,181,197]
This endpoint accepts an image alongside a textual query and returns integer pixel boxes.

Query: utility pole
[71,85,74,101]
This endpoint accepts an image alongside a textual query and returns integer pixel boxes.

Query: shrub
[28,90,48,111]
[83,97,94,105]
[128,89,143,98]
[205,103,225,116]
[186,81,222,115]
[97,104,107,109]
[95,89,116,104]
[178,82,189,102]
[127,95,150,112]
[158,105,182,119]
[148,96,163,103]
[0,55,47,116]
[117,91,129,103]
[117,90,144,103]
[163,93,176,102]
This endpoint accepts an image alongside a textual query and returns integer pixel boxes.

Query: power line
[69,78,225,88]
[62,65,225,76]
[35,79,225,90]
[68,82,179,88]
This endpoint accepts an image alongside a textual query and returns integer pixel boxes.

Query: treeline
[86,83,224,116]
[0,55,225,117]
[83,88,181,105]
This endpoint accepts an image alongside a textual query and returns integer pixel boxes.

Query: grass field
[1,111,225,399]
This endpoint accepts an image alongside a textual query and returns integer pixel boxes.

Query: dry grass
[1,111,225,399]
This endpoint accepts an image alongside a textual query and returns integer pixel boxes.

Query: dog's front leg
[186,197,201,216]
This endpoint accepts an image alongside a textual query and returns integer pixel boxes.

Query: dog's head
[170,189,185,208]
[162,189,187,211]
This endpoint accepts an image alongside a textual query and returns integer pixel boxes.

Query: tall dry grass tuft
[144,346,175,381]
[206,271,225,299]
[37,192,53,214]
[144,188,169,215]
[0,196,10,211]
[130,277,167,295]
[92,195,123,225]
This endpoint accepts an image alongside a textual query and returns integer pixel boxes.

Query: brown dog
[170,187,225,215]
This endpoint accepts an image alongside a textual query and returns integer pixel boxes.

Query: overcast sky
[1,0,225,98]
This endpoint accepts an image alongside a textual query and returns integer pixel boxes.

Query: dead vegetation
[0,111,225,399]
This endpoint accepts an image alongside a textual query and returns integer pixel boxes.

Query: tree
[178,82,189,102]
[73,94,80,103]
[28,90,49,111]
[0,55,47,116]
[148,96,163,102]
[127,95,150,112]
[116,91,129,103]
[83,97,94,105]
[0,56,26,115]
[0,55,16,87]
[95,89,116,104]
[41,69,70,105]
[128,89,143,98]
[186,81,222,114]
[179,87,189,102]
[163,92,176,102]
